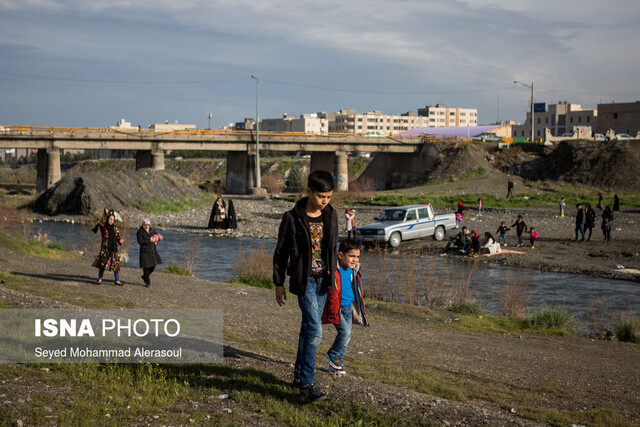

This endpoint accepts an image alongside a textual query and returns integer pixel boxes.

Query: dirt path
[1,248,638,425]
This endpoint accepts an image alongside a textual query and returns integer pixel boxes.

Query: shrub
[448,301,483,316]
[164,264,190,275]
[527,305,576,335]
[285,164,305,191]
[47,241,67,251]
[615,313,640,343]
[231,246,273,289]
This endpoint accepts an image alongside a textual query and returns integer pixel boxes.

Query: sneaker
[299,384,327,402]
[292,378,302,388]
[328,366,346,375]
[324,352,343,370]
[531,245,535,249]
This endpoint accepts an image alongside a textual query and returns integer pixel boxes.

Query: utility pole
[514,81,535,142]
[250,75,261,189]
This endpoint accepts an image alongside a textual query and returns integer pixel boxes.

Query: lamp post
[250,75,261,189]
[207,111,212,130]
[514,81,534,142]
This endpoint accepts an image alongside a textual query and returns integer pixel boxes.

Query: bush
[448,301,483,316]
[615,313,640,343]
[527,305,576,335]
[47,241,67,251]
[285,164,305,191]
[231,246,273,289]
[164,264,190,276]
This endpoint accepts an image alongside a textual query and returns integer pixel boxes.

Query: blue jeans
[328,306,353,361]
[294,277,327,386]
[499,234,507,245]
[98,267,119,282]
[517,233,523,245]
[575,224,585,241]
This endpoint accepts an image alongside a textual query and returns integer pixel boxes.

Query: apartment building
[417,104,478,127]
[596,101,640,135]
[330,109,435,133]
[512,102,597,139]
[260,113,328,133]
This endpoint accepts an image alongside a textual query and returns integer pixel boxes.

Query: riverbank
[27,195,640,283]
[0,240,638,426]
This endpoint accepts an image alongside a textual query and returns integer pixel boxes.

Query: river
[30,221,640,323]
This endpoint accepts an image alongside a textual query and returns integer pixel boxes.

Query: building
[417,104,478,127]
[329,109,433,133]
[596,101,640,135]
[149,121,197,132]
[512,102,597,139]
[260,113,329,133]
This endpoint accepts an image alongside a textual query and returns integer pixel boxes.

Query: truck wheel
[434,226,445,241]
[389,232,402,248]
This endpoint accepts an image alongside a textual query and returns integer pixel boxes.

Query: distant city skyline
[1,0,639,129]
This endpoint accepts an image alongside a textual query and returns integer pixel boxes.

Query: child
[456,201,465,228]
[273,170,338,402]
[558,197,566,218]
[510,215,528,247]
[602,217,611,242]
[496,221,510,247]
[526,226,538,249]
[477,198,482,215]
[345,208,356,239]
[322,239,369,375]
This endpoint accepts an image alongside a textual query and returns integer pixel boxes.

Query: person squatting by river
[92,211,124,285]
[273,170,338,402]
[137,219,163,287]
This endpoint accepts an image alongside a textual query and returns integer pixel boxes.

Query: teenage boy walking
[273,170,338,402]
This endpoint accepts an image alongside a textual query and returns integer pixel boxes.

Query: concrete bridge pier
[36,148,61,192]
[226,151,258,194]
[135,150,165,171]
[310,151,349,191]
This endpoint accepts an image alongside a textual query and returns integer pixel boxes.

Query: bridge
[0,125,425,193]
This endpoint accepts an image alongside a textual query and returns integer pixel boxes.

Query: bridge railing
[0,125,424,140]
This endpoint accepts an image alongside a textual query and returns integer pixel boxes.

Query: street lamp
[207,111,212,130]
[250,75,261,189]
[514,81,534,142]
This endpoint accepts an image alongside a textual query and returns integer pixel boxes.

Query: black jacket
[585,208,596,227]
[272,197,338,296]
[137,227,163,268]
[576,208,584,225]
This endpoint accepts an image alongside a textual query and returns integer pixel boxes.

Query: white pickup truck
[355,204,457,248]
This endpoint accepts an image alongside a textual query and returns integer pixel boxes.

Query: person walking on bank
[506,179,514,200]
[273,170,338,402]
[322,239,369,375]
[613,194,620,214]
[92,212,124,285]
[558,197,566,218]
[137,219,163,287]
[511,214,528,247]
[602,216,612,242]
[575,203,585,242]
[226,199,238,229]
[585,203,597,241]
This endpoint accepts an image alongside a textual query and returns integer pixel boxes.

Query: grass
[518,406,634,427]
[0,363,432,426]
[615,313,640,343]
[137,193,214,214]
[0,229,76,260]
[447,301,483,316]
[527,305,577,335]
[163,264,190,276]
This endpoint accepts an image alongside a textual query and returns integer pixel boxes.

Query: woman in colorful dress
[92,211,124,285]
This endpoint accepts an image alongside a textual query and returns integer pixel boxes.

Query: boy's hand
[275,286,287,306]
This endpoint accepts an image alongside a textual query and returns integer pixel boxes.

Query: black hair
[307,170,335,193]
[339,238,361,254]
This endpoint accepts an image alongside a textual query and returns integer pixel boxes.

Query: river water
[30,221,640,322]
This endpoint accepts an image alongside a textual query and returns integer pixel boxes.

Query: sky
[1,0,639,129]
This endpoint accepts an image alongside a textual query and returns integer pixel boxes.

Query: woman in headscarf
[136,218,163,287]
[208,194,227,229]
[92,212,124,285]
[226,199,238,229]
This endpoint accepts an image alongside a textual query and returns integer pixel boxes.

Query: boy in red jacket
[322,239,370,375]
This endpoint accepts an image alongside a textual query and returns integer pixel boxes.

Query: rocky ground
[0,246,639,425]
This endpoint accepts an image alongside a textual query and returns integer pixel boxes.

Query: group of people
[273,170,370,402]
[574,196,617,243]
[92,208,163,287]
[207,194,238,230]
[446,214,538,255]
